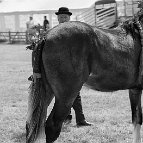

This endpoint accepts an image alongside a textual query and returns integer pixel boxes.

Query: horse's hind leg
[129,88,142,143]
[45,78,83,143]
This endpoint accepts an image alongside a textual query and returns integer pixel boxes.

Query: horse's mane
[119,10,143,38]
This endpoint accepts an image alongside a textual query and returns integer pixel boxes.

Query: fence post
[8,31,11,43]
[26,31,28,44]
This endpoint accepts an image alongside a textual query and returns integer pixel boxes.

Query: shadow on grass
[12,132,26,143]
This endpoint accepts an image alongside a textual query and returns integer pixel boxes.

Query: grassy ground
[0,43,142,143]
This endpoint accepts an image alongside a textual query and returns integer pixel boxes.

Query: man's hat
[55,7,72,16]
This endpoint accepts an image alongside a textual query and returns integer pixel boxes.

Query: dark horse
[26,15,143,143]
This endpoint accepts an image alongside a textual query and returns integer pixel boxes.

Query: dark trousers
[66,92,85,123]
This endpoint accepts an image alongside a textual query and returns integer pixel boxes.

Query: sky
[0,0,122,12]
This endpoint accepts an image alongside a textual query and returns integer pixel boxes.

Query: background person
[26,16,36,42]
[43,16,50,31]
[55,7,92,127]
[26,16,34,29]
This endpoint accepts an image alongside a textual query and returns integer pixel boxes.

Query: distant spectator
[26,16,34,30]
[43,16,49,31]
[26,16,36,42]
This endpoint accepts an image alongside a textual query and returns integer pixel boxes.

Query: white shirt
[26,20,34,29]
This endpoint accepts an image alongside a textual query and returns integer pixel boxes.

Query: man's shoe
[77,120,93,127]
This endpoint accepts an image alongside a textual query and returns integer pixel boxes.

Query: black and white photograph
[0,0,143,143]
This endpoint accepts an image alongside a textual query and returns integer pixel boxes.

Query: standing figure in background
[43,16,50,31]
[55,7,92,127]
[26,16,36,43]
[26,16,34,29]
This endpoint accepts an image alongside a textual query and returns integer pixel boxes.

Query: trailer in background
[76,0,141,29]
[117,0,140,23]
[76,0,117,29]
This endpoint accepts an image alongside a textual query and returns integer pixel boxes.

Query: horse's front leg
[129,88,142,143]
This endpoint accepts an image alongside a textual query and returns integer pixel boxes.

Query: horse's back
[46,21,94,43]
[42,21,141,92]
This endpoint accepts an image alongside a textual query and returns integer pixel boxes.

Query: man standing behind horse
[55,7,92,127]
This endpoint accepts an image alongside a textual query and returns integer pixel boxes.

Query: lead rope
[136,18,143,85]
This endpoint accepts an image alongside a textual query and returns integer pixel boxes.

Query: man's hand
[33,73,41,83]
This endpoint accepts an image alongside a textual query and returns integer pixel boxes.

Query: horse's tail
[26,41,53,143]
[26,77,47,143]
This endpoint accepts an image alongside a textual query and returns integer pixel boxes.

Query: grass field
[0,43,143,143]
